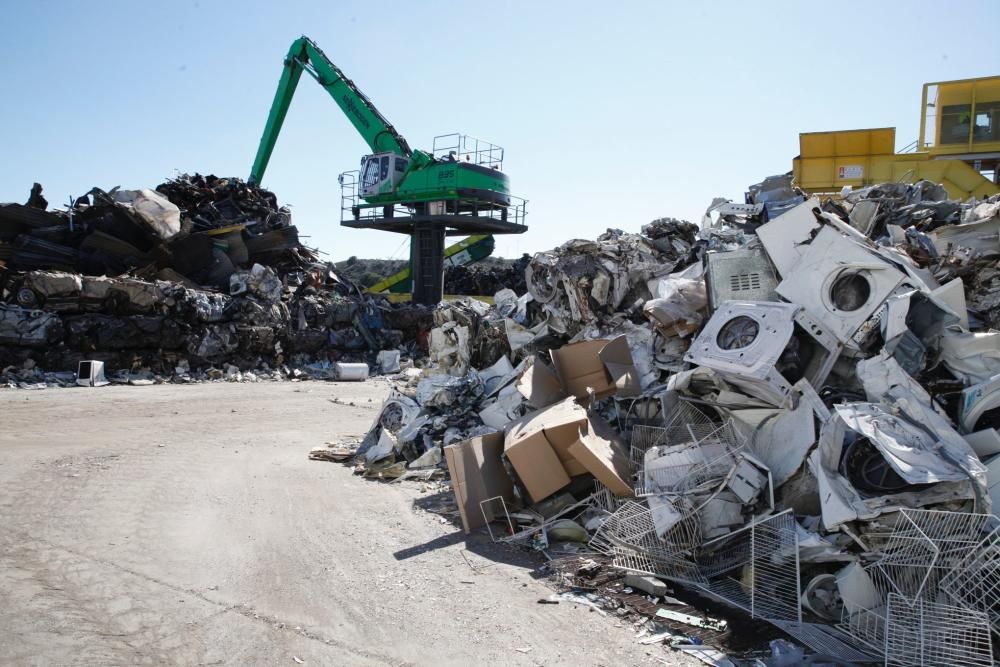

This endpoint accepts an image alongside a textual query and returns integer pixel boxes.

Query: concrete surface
[0,381,695,666]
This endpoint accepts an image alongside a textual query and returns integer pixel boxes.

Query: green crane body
[249,37,517,298]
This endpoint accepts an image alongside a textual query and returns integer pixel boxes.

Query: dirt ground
[0,380,696,666]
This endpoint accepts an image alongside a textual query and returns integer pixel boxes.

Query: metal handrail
[338,170,360,223]
[432,133,505,169]
[338,169,527,226]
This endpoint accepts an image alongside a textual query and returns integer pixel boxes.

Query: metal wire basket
[939,519,1000,633]
[872,509,998,602]
[884,593,993,667]
[631,401,745,497]
[692,510,801,623]
[589,500,701,575]
[838,509,1000,657]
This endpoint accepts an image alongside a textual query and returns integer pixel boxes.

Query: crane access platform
[339,133,527,303]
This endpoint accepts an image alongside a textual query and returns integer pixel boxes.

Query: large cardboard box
[444,432,515,534]
[503,397,634,502]
[568,430,634,496]
[507,397,588,474]
[504,437,571,503]
[503,399,584,502]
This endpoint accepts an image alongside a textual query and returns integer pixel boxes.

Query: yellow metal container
[794,128,896,192]
[799,127,896,159]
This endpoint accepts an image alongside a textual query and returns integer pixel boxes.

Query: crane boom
[249,36,411,184]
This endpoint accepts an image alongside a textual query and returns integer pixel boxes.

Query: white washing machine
[685,301,840,406]
[775,226,913,349]
[958,373,1000,433]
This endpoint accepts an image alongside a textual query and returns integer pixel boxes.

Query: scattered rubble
[317,179,1000,664]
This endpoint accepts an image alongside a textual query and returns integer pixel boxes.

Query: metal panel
[705,247,779,309]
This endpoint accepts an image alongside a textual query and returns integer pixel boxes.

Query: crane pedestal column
[410,224,446,305]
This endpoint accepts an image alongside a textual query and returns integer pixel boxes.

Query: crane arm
[249,36,412,185]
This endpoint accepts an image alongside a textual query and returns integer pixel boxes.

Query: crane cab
[360,152,408,197]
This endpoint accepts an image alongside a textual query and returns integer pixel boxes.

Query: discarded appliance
[753,197,823,277]
[704,246,779,310]
[958,373,1000,433]
[334,362,369,381]
[775,226,913,349]
[684,301,839,406]
[76,360,109,387]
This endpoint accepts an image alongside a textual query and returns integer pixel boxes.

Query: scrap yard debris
[319,177,1000,665]
[0,176,432,386]
[6,170,1000,663]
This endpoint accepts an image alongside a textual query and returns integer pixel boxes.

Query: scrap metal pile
[336,177,1000,664]
[443,255,530,296]
[0,175,317,284]
[0,176,432,387]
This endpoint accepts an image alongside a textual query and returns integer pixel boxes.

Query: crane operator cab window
[360,153,408,197]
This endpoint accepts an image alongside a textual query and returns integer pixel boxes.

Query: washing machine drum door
[716,315,760,350]
[829,273,872,312]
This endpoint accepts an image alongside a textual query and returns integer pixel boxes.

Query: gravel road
[0,381,695,666]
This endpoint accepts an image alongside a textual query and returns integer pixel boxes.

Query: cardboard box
[503,398,584,502]
[550,340,615,400]
[503,397,634,503]
[549,336,639,400]
[504,435,571,503]
[516,354,567,408]
[598,336,641,397]
[568,430,634,497]
[444,432,515,534]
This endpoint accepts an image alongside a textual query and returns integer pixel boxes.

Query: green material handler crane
[250,36,527,304]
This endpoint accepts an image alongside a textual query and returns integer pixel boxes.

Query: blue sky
[2,1,998,262]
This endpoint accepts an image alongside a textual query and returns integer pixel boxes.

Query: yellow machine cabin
[793,76,1000,199]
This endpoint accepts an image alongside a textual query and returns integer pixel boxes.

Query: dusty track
[0,381,693,666]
